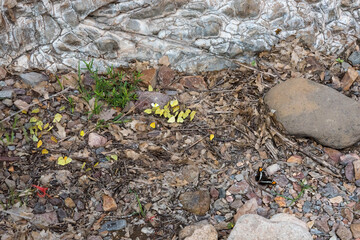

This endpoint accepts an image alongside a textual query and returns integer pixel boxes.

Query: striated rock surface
[228,213,312,240]
[0,0,359,73]
[265,78,360,149]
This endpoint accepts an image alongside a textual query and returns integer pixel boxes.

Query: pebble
[266,164,280,175]
[230,199,243,210]
[141,227,155,235]
[336,224,353,240]
[213,199,229,211]
[210,187,219,200]
[157,66,175,87]
[323,147,342,165]
[99,220,127,232]
[218,188,226,199]
[234,198,258,222]
[323,205,334,215]
[179,190,210,215]
[32,212,59,229]
[33,202,46,214]
[353,160,360,180]
[0,90,13,99]
[65,197,76,208]
[234,174,244,181]
[19,72,49,87]
[329,196,343,204]
[227,180,250,194]
[314,216,330,233]
[348,51,360,65]
[57,208,67,222]
[2,99,12,107]
[95,147,105,155]
[214,215,226,223]
[302,201,312,213]
[350,223,360,238]
[287,155,302,164]
[102,195,117,212]
[88,133,107,148]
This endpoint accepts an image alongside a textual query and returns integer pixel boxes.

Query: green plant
[274,180,313,206]
[56,75,64,90]
[67,97,75,113]
[129,189,146,218]
[251,60,257,67]
[336,58,344,63]
[1,115,19,145]
[227,222,235,229]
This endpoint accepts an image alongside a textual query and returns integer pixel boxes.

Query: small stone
[287,155,302,164]
[49,198,62,206]
[5,79,14,85]
[157,66,175,87]
[179,221,217,240]
[273,175,289,187]
[180,76,207,90]
[0,90,13,99]
[324,147,342,165]
[314,216,330,233]
[234,198,258,222]
[65,197,76,208]
[213,199,229,211]
[348,51,360,65]
[57,208,67,222]
[33,202,46,214]
[336,224,353,240]
[266,164,280,175]
[329,196,343,204]
[234,174,244,181]
[353,160,360,180]
[345,163,355,182]
[230,199,243,210]
[88,133,107,148]
[0,67,6,80]
[226,195,234,203]
[350,223,360,238]
[323,205,334,215]
[141,227,155,235]
[102,195,117,212]
[87,236,103,240]
[5,179,16,190]
[20,72,49,87]
[227,180,250,194]
[14,99,30,111]
[76,200,85,210]
[210,187,219,200]
[140,68,157,87]
[340,153,360,165]
[179,190,210,215]
[341,208,354,223]
[32,212,59,229]
[302,201,312,213]
[100,220,127,232]
[355,179,360,187]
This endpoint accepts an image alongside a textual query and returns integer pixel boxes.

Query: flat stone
[324,147,342,165]
[102,194,117,211]
[265,78,360,149]
[140,68,157,88]
[228,213,311,240]
[287,155,302,164]
[0,90,13,99]
[99,220,126,232]
[337,224,353,240]
[180,76,207,90]
[14,99,30,111]
[179,190,210,215]
[227,180,250,194]
[234,198,258,222]
[88,133,107,148]
[183,224,217,240]
[158,66,175,87]
[351,223,360,238]
[349,51,360,65]
[345,162,355,182]
[20,72,49,87]
[314,216,330,233]
[32,212,59,229]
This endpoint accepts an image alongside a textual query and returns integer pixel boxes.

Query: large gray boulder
[228,213,312,240]
[265,78,360,149]
[0,0,359,73]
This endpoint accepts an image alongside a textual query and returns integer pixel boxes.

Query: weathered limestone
[0,0,359,73]
[265,78,360,149]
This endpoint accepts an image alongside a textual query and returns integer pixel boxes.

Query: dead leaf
[99,108,117,121]
[56,122,66,139]
[341,67,359,91]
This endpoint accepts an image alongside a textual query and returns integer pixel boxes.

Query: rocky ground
[0,37,360,240]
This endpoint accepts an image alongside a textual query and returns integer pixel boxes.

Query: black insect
[255,167,276,185]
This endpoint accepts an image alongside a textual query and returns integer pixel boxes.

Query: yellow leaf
[93,162,99,168]
[51,136,58,143]
[37,140,43,148]
[81,162,86,170]
[148,85,153,92]
[57,156,72,166]
[47,125,54,131]
[111,155,118,161]
[80,130,85,137]
[178,111,184,119]
[53,113,62,123]
[41,149,49,154]
[36,121,43,131]
[21,110,27,114]
[30,117,38,123]
[177,116,184,123]
[85,168,91,172]
[32,135,38,142]
[44,123,49,129]
[168,116,176,123]
[164,109,170,118]
[190,111,196,121]
[170,100,178,107]
[150,122,156,128]
[31,108,40,113]
[155,108,162,115]
[183,109,191,119]
[172,105,180,113]
[59,106,66,111]
[210,134,215,141]
[144,109,152,114]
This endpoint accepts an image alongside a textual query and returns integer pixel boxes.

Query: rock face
[228,213,312,240]
[265,78,360,149]
[0,0,359,73]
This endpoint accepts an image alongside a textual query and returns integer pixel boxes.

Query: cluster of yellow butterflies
[144,99,196,125]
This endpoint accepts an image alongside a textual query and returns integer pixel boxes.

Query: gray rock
[100,220,127,232]
[19,72,49,87]
[0,90,13,99]
[228,213,312,240]
[1,0,359,74]
[349,51,360,66]
[265,78,360,149]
